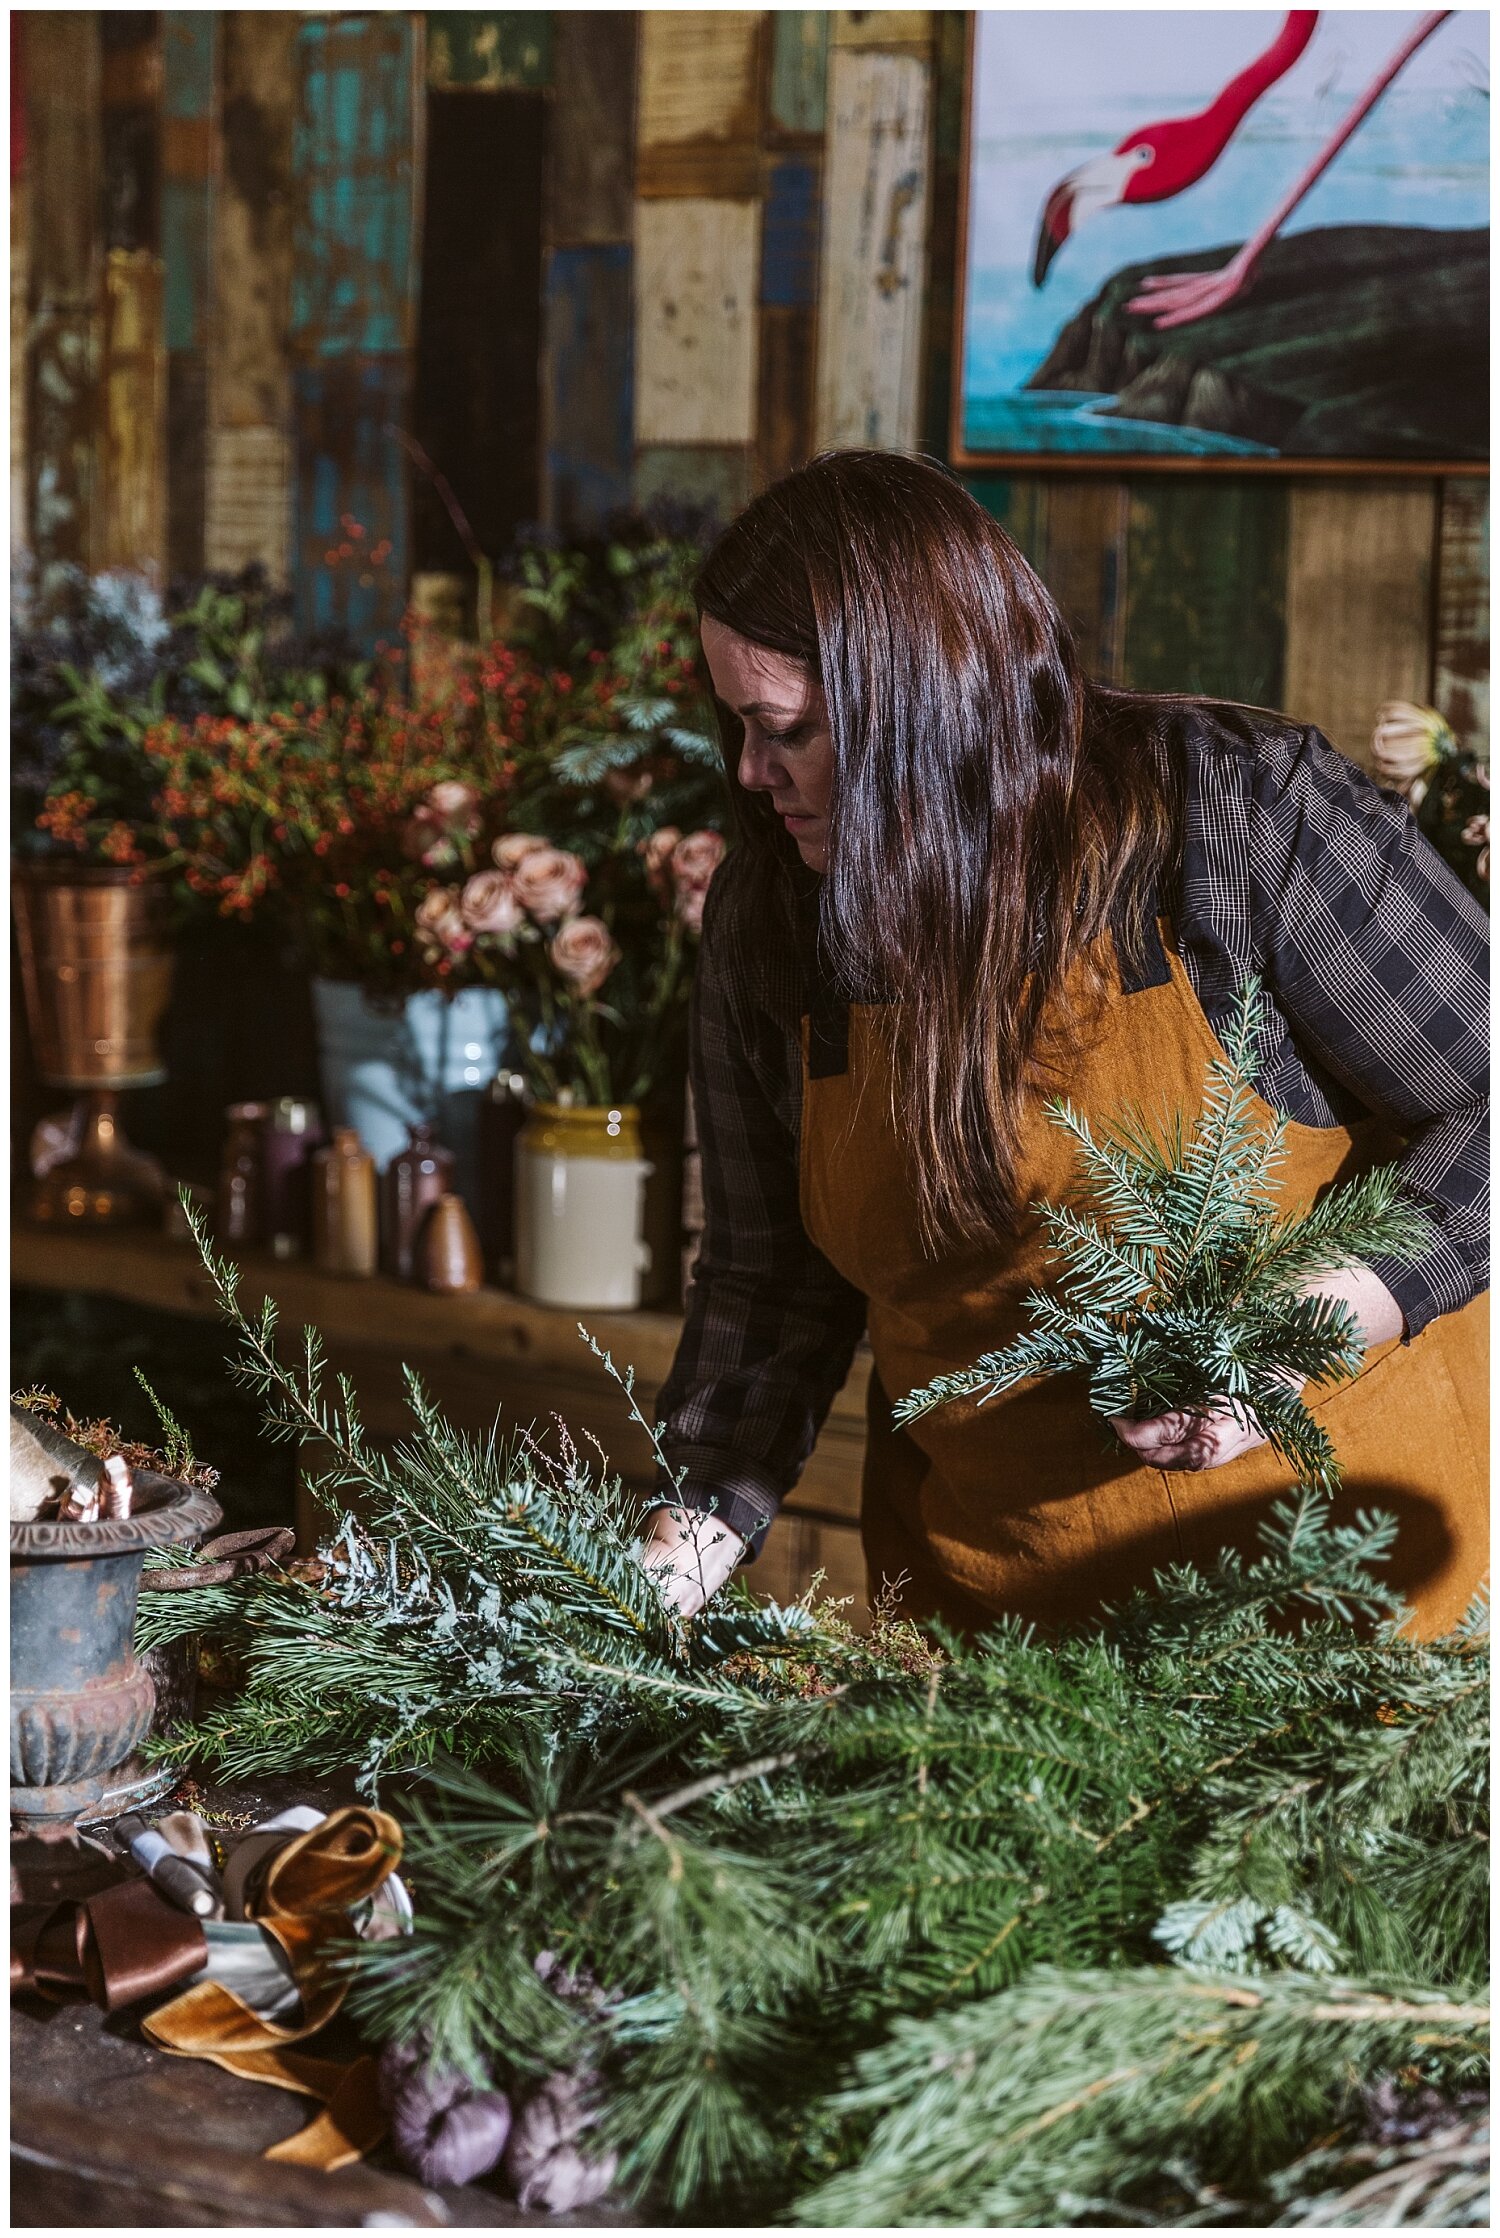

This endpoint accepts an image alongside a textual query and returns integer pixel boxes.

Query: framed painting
[951,9,1489,471]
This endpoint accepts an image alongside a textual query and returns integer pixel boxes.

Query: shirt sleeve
[652,870,868,1557]
[1249,725,1489,1335]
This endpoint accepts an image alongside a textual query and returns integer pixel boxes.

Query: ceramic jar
[419,1193,484,1294]
[311,1127,378,1277]
[514,1103,654,1310]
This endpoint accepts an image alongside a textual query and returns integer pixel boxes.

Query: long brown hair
[694,449,1181,1248]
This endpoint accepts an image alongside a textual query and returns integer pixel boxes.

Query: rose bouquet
[1370,699,1490,907]
[140,648,552,996]
[420,825,727,1106]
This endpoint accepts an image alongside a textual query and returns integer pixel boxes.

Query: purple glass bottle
[382,1122,455,1282]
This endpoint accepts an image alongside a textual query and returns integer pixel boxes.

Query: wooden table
[11,1223,873,1613]
[11,1775,636,2228]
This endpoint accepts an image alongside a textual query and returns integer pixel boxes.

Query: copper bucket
[12,865,175,1088]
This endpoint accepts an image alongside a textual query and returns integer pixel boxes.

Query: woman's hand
[636,1502,748,1618]
[1110,1263,1406,1474]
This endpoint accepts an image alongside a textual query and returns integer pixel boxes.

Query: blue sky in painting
[962,9,1490,408]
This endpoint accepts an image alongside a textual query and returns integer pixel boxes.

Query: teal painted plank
[1124,481,1288,708]
[292,15,416,356]
[427,12,553,89]
[769,12,828,136]
[162,12,214,118]
[964,475,1048,573]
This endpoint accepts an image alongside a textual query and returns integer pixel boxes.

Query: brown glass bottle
[419,1192,484,1294]
[474,1069,528,1283]
[382,1122,455,1282]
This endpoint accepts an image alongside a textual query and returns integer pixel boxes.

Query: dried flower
[1370,701,1454,802]
[550,914,619,996]
[503,2073,617,2217]
[513,845,588,926]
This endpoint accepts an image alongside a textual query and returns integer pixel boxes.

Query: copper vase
[13,866,175,1226]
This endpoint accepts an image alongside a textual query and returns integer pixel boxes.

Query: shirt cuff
[651,1445,784,1560]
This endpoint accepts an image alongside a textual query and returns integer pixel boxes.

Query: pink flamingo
[1033,12,1453,330]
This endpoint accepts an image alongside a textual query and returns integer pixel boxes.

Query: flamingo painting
[954,8,1487,464]
[1033,11,1454,325]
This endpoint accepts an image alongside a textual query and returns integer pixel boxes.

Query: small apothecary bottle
[382,1121,455,1282]
[261,1097,322,1260]
[419,1193,484,1294]
[311,1127,378,1277]
[216,1101,268,1245]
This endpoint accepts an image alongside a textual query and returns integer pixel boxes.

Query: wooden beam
[25,10,101,576]
[1043,479,1129,685]
[634,197,760,448]
[767,11,828,139]
[831,11,934,57]
[635,444,754,520]
[542,243,634,533]
[289,13,418,644]
[1282,482,1437,765]
[919,10,966,462]
[546,11,637,246]
[757,152,821,487]
[813,48,930,452]
[98,247,167,577]
[1125,480,1288,709]
[11,15,29,560]
[162,10,216,580]
[207,12,295,582]
[636,10,761,198]
[426,11,552,91]
[1431,478,1489,756]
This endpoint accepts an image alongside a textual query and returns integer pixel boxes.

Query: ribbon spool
[13,1806,402,2171]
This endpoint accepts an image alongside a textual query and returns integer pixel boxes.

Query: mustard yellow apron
[799,924,1487,1640]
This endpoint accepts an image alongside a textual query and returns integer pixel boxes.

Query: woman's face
[701,616,834,873]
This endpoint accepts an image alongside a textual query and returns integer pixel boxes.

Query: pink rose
[426,780,479,826]
[675,881,709,936]
[671,829,726,895]
[460,869,524,936]
[414,884,473,957]
[493,831,547,871]
[640,826,681,901]
[513,845,588,925]
[549,914,619,997]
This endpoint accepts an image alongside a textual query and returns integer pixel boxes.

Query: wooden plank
[24,11,100,575]
[1124,480,1288,709]
[1432,478,1489,756]
[634,444,754,520]
[1043,479,1129,684]
[214,12,296,431]
[768,11,828,138]
[964,475,1048,572]
[413,87,545,576]
[547,11,637,246]
[100,13,160,254]
[292,356,410,647]
[832,11,933,57]
[757,152,821,487]
[634,197,760,447]
[426,11,552,91]
[1282,483,1436,763]
[636,11,761,199]
[290,13,417,358]
[98,248,167,578]
[814,50,930,452]
[11,17,28,559]
[163,11,217,582]
[541,242,634,533]
[919,9,966,461]
[204,424,292,583]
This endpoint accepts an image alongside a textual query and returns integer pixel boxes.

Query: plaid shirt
[655,705,1490,1556]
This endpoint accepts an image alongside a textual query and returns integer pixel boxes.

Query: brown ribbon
[140,1524,297,1593]
[11,1876,207,2011]
[140,1807,403,2170]
[12,1807,401,2172]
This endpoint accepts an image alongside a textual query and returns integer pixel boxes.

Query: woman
[640,452,1487,1638]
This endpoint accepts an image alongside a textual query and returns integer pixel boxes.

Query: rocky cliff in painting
[1028,226,1486,459]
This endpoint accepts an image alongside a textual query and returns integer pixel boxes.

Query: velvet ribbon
[13,1807,402,2171]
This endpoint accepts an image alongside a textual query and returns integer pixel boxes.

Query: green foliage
[897,984,1430,1492]
[151,1205,1487,2225]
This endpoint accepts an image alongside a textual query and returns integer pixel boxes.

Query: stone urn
[10,1410,222,1831]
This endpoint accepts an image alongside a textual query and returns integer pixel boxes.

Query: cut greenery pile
[141,1206,1488,2225]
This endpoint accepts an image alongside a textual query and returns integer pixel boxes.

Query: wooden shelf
[12,1221,873,1610]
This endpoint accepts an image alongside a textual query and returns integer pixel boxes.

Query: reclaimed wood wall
[13,7,1485,769]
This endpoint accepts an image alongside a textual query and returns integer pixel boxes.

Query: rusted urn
[10,1468,222,1831]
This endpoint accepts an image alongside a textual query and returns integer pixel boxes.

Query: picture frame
[950,9,1489,475]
